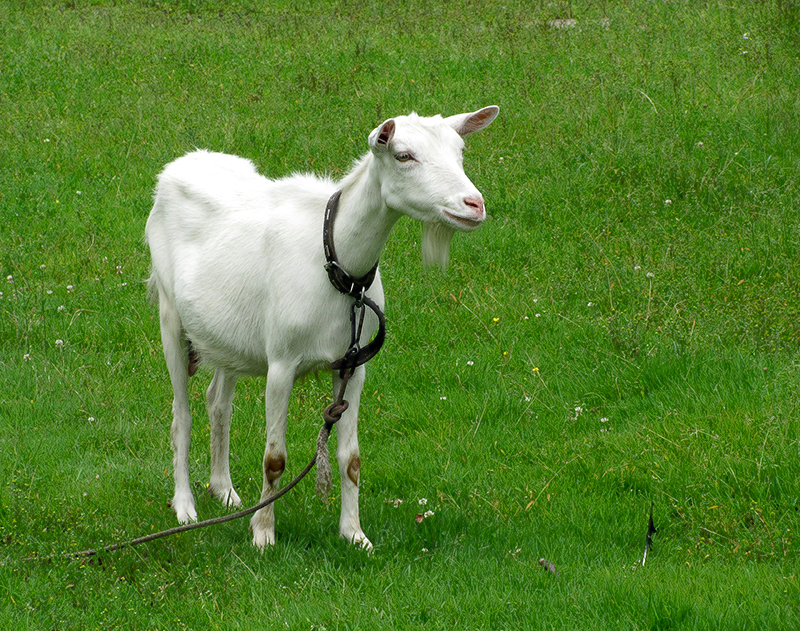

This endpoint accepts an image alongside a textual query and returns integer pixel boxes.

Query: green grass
[2,0,800,628]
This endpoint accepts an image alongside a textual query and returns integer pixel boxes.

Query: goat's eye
[395,152,414,163]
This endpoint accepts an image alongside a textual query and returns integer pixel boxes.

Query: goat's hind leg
[207,369,242,508]
[158,293,197,524]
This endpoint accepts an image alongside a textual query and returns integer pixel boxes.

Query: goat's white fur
[145,106,499,550]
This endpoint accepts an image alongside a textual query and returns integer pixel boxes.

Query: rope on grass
[9,424,331,565]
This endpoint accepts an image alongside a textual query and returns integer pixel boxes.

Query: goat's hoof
[208,484,242,508]
[250,509,275,550]
[175,506,198,525]
[172,494,197,524]
[251,528,276,550]
[342,530,373,552]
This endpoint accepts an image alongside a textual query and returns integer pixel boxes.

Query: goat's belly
[197,344,270,376]
[186,331,345,378]
[182,315,268,376]
[172,252,379,378]
[178,299,356,378]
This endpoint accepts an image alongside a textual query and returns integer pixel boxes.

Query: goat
[145,106,499,549]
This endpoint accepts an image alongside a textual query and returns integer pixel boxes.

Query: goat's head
[368,106,499,268]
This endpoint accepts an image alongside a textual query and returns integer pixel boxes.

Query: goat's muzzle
[444,197,486,229]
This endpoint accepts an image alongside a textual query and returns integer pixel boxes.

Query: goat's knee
[346,454,361,487]
[265,451,286,485]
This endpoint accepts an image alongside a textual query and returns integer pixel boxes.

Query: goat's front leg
[334,366,372,550]
[250,363,293,549]
[206,369,241,508]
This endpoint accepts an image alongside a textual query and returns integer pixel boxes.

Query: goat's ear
[446,106,500,137]
[369,119,396,151]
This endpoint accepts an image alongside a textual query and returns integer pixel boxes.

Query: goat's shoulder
[267,172,335,214]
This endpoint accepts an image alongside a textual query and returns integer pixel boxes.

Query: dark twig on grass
[642,502,657,566]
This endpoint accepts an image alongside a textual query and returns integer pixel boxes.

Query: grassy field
[2,0,800,628]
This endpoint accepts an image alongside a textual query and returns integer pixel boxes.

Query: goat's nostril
[464,197,485,213]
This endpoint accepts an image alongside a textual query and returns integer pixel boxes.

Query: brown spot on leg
[266,454,286,484]
[347,455,361,487]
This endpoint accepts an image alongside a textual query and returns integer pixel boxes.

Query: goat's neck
[332,156,399,278]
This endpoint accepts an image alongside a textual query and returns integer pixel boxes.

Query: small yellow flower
[493,317,499,322]
[532,367,540,372]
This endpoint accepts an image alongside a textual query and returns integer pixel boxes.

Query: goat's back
[145,150,362,376]
[149,150,332,231]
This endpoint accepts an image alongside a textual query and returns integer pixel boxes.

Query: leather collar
[323,190,379,300]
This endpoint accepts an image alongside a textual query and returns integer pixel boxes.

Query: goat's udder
[187,340,200,377]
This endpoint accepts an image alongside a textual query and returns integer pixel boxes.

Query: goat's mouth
[443,211,483,230]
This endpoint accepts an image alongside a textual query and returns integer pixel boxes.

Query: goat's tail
[145,271,160,305]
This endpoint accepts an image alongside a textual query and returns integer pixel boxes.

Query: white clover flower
[23,353,31,361]
[423,510,434,518]
[58,305,65,312]
[664,199,672,206]
[646,272,655,278]
[466,360,474,366]
[418,498,428,506]
[67,285,74,292]
[55,339,64,348]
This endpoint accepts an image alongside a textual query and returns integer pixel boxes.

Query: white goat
[145,106,499,549]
